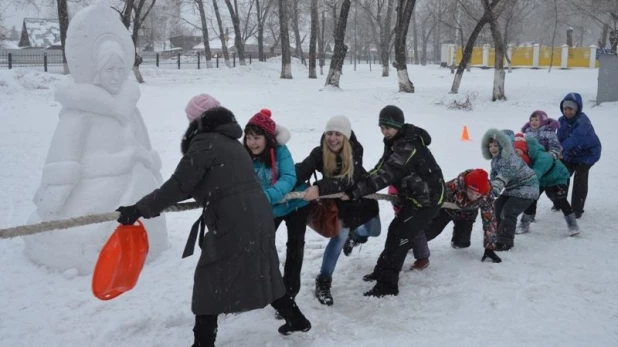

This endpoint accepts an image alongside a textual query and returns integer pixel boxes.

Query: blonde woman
[296,115,381,306]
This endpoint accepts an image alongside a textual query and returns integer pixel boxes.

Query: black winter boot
[363,272,377,282]
[363,283,399,297]
[315,275,334,306]
[271,295,312,336]
[343,230,368,256]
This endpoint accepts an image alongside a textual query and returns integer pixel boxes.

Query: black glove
[481,248,502,263]
[116,205,142,225]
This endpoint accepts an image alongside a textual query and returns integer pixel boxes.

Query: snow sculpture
[25,3,168,275]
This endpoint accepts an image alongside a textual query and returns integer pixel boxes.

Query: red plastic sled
[92,221,149,301]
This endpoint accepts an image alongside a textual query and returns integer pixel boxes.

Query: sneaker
[363,272,377,282]
[410,258,430,271]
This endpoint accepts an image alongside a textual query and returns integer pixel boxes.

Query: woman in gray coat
[116,95,311,346]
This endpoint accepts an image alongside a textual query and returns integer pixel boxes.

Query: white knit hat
[324,115,352,139]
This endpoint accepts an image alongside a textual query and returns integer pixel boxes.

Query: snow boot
[315,275,333,306]
[565,213,580,236]
[494,242,512,252]
[276,303,311,336]
[516,214,534,234]
[343,231,367,256]
[363,283,399,298]
[410,258,430,271]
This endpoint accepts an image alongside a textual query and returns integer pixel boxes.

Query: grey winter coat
[482,128,539,200]
[136,108,285,315]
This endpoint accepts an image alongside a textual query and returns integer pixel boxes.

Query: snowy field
[1,60,617,346]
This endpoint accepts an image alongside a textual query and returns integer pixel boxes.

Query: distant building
[18,18,62,49]
[169,35,202,51]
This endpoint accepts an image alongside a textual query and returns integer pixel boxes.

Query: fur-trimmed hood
[482,128,513,159]
[274,124,291,145]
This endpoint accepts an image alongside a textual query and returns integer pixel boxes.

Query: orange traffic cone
[461,126,471,141]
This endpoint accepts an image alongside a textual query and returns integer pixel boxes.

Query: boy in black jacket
[342,105,445,297]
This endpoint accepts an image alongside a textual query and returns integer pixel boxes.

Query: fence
[0,49,282,73]
[441,44,600,69]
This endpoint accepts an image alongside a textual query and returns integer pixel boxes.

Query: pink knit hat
[185,94,221,122]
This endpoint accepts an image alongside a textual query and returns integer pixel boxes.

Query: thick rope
[0,192,459,239]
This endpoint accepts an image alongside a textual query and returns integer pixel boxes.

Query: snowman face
[96,54,128,95]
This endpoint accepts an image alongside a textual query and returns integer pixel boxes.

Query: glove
[481,248,502,263]
[491,186,502,199]
[116,205,142,225]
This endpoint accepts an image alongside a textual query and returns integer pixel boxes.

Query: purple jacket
[521,117,562,157]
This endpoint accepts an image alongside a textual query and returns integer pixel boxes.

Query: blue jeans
[319,216,381,278]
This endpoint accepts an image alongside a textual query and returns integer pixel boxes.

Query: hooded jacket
[249,124,309,218]
[525,137,570,188]
[349,123,445,208]
[557,92,602,165]
[521,114,562,157]
[482,128,539,200]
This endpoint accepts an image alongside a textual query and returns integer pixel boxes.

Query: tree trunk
[256,0,273,62]
[598,23,609,49]
[412,7,419,64]
[224,0,246,65]
[381,0,396,76]
[393,0,416,92]
[450,15,490,94]
[483,0,506,101]
[213,0,231,67]
[279,0,292,78]
[309,0,318,78]
[196,0,213,68]
[319,10,325,75]
[291,0,305,65]
[325,0,351,88]
[56,0,70,75]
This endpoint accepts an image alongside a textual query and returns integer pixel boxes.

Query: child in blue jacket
[556,93,602,218]
[513,134,579,236]
[244,109,310,301]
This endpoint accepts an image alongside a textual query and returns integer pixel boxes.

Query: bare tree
[358,0,396,76]
[318,9,326,74]
[411,7,419,64]
[256,0,273,61]
[115,0,157,83]
[279,0,292,78]
[450,0,500,94]
[57,0,69,74]
[548,0,559,72]
[212,0,231,67]
[393,0,416,92]
[195,0,213,68]
[224,0,246,65]
[291,0,305,65]
[325,0,351,88]
[309,0,318,78]
[482,0,507,101]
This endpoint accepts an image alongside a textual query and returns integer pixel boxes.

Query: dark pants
[562,161,593,215]
[526,185,572,216]
[373,204,440,290]
[424,209,476,248]
[524,187,545,216]
[193,295,300,346]
[274,205,311,298]
[495,195,534,248]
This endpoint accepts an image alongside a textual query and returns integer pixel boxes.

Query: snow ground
[1,60,617,346]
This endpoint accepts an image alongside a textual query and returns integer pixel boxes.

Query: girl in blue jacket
[243,109,310,303]
[556,93,602,218]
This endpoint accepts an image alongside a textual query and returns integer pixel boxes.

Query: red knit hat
[513,133,530,165]
[464,169,491,195]
[246,108,278,185]
[247,109,276,138]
